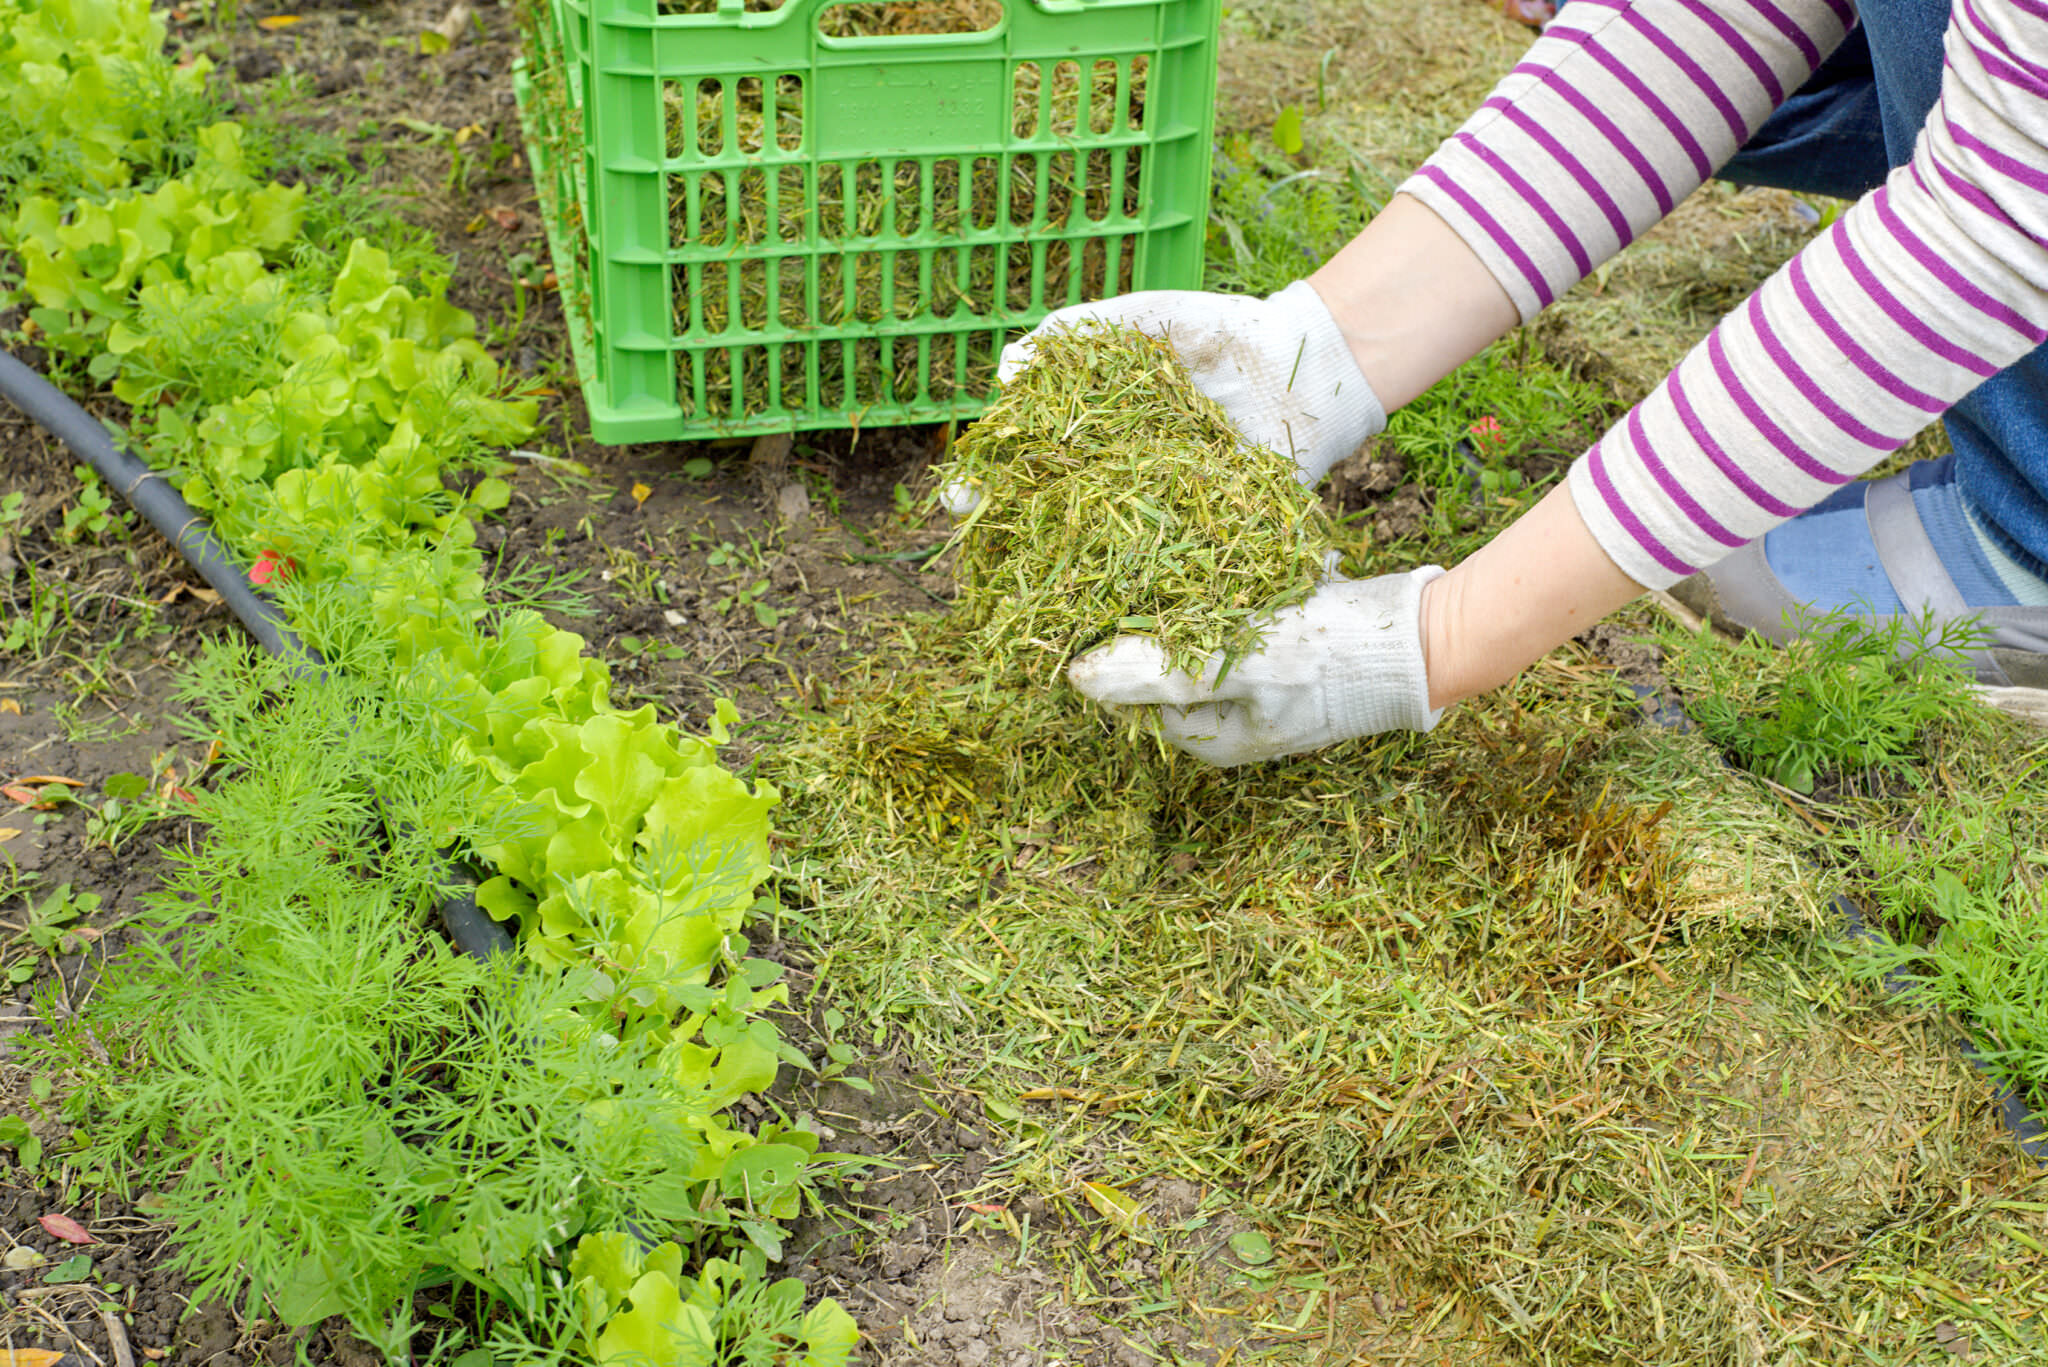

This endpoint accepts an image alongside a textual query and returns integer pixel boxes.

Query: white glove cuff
[1328,565,1446,737]
[1267,280,1389,483]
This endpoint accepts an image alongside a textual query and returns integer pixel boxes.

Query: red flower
[249,549,295,587]
[1468,415,1507,455]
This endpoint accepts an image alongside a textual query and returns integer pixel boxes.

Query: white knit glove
[999,282,1386,484]
[1066,567,1445,766]
[938,282,1385,516]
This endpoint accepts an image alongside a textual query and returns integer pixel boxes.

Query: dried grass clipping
[939,323,1335,686]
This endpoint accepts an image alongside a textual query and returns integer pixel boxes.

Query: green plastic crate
[513,0,1221,443]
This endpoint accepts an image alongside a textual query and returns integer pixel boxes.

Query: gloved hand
[939,282,1385,518]
[1066,567,1445,766]
[999,282,1386,485]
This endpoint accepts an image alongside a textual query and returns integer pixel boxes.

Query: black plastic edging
[1626,683,2048,1163]
[0,348,514,963]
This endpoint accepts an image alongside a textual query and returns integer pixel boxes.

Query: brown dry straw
[937,322,1336,687]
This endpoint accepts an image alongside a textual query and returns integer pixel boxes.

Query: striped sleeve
[1399,0,1855,318]
[1567,0,2048,586]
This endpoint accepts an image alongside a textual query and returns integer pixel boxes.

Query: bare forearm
[1307,194,1520,414]
[1304,197,1641,707]
[1420,484,1647,709]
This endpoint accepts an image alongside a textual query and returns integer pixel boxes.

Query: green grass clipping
[939,322,1336,687]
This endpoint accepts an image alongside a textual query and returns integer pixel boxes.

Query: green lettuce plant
[568,1234,858,1367]
[2,2,845,1358]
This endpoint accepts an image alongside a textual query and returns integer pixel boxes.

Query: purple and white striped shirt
[1400,0,2048,588]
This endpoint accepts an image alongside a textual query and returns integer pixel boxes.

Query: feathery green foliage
[45,623,827,1359]
[1670,609,1982,794]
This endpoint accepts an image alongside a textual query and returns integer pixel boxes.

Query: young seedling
[4,882,100,982]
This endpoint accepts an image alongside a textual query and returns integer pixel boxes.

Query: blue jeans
[1565,0,2048,581]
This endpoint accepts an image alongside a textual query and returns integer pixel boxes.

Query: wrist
[1419,570,1467,712]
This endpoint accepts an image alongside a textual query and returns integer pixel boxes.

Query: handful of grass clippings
[940,323,1337,686]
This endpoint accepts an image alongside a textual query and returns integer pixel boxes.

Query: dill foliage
[939,323,1336,685]
[42,636,795,1360]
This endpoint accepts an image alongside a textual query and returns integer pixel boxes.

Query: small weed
[0,1114,43,1175]
[4,882,101,982]
[600,540,669,601]
[803,1008,874,1094]
[2,564,74,663]
[504,249,550,331]
[53,699,146,746]
[715,578,783,629]
[58,466,121,544]
[1839,760,2048,1109]
[83,760,187,854]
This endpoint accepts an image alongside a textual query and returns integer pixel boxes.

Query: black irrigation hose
[0,348,514,962]
[1627,684,2048,1163]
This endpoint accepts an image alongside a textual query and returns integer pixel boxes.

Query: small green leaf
[1272,105,1305,155]
[684,457,715,479]
[0,1116,42,1172]
[101,773,148,801]
[739,1219,784,1260]
[45,1253,93,1284]
[1229,1230,1274,1265]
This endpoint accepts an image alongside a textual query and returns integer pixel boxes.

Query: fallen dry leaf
[255,14,302,28]
[19,776,83,788]
[630,482,653,507]
[39,1213,95,1245]
[1,1247,44,1271]
[191,586,222,605]
[2,785,46,807]
[0,699,19,715]
[0,1346,64,1367]
[488,206,520,231]
[0,829,19,842]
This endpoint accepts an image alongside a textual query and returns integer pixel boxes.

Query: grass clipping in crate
[938,323,1334,687]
